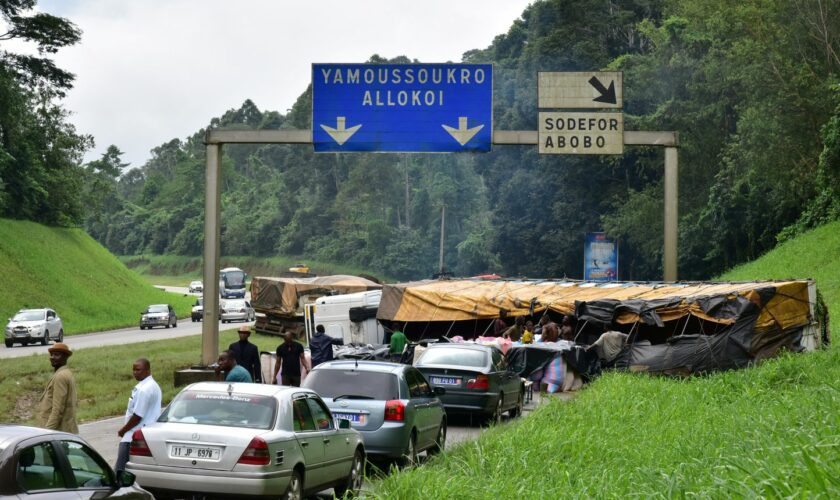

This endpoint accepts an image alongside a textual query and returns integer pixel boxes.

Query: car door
[404,368,435,449]
[59,439,120,499]
[291,395,328,490]
[306,395,353,482]
[491,348,517,409]
[13,440,78,499]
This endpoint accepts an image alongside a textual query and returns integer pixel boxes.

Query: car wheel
[510,391,524,418]
[284,469,303,500]
[334,448,364,498]
[428,421,447,456]
[41,331,48,345]
[58,329,63,342]
[399,432,418,468]
[4,340,12,348]
[486,397,503,426]
[173,319,177,328]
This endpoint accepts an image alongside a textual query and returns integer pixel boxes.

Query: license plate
[333,412,365,425]
[168,445,221,460]
[431,376,460,386]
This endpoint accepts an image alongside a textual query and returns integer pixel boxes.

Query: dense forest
[2,0,839,281]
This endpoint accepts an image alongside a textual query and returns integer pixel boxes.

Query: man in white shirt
[115,358,162,473]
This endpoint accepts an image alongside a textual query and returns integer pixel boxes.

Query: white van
[304,290,384,345]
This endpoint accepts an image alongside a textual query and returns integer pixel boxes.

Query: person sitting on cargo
[389,323,407,361]
[215,350,252,383]
[560,315,575,342]
[274,331,309,387]
[309,324,344,367]
[540,319,560,343]
[503,316,526,342]
[521,320,535,344]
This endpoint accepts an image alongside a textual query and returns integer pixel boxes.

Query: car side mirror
[434,386,446,396]
[117,470,137,487]
[338,419,351,429]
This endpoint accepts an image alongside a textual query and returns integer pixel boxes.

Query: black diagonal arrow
[588,76,617,104]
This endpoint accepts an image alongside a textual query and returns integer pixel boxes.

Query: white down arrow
[320,117,362,145]
[442,117,484,146]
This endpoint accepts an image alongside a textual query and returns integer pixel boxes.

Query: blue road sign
[312,63,492,152]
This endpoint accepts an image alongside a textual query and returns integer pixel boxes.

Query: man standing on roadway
[274,331,309,386]
[115,358,162,473]
[228,325,262,383]
[37,342,77,433]
[309,324,344,368]
[389,323,407,361]
[215,350,253,382]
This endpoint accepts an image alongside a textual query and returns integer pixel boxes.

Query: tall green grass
[0,219,194,334]
[0,329,285,423]
[372,221,840,498]
[120,254,392,286]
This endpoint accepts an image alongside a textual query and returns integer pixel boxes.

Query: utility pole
[438,204,445,275]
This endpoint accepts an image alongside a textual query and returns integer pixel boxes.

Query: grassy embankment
[0,329,284,424]
[369,221,840,498]
[120,254,392,287]
[0,219,194,334]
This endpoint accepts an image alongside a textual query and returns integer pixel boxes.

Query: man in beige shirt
[36,342,78,433]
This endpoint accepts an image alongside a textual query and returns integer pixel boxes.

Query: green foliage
[0,218,195,334]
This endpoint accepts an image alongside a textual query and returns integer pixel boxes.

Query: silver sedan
[126,382,365,499]
[220,299,256,323]
[0,424,152,498]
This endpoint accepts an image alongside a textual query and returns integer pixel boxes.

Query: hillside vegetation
[0,219,194,334]
[372,222,839,498]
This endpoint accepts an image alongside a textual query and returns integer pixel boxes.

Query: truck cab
[305,290,384,345]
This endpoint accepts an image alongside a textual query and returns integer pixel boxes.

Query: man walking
[37,342,77,433]
[309,324,343,368]
[229,325,262,383]
[215,350,253,382]
[273,331,309,387]
[116,358,162,473]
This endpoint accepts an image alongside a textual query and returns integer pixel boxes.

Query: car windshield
[225,300,246,308]
[146,305,168,313]
[159,391,277,429]
[195,298,203,306]
[191,281,201,286]
[13,310,46,321]
[417,347,489,368]
[304,370,399,401]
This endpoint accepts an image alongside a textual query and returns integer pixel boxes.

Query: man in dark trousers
[229,325,262,383]
[274,331,309,387]
[309,324,344,368]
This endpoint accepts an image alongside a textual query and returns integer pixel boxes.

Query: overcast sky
[15,0,534,168]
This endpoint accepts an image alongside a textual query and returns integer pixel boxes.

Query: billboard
[584,232,618,281]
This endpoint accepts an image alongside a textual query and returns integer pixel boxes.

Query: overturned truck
[250,275,381,337]
[377,279,828,376]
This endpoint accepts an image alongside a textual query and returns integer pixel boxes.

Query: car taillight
[467,374,490,390]
[129,429,152,457]
[384,400,405,421]
[238,437,270,465]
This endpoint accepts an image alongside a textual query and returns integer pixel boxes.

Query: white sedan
[220,299,256,323]
[188,280,203,294]
[126,382,365,499]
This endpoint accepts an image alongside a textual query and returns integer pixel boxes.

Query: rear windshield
[417,348,488,368]
[304,370,399,401]
[225,300,246,308]
[159,391,277,429]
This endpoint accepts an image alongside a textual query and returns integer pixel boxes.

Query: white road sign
[538,72,623,109]
[539,112,624,155]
